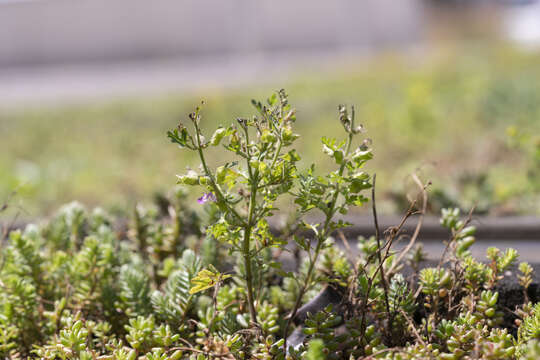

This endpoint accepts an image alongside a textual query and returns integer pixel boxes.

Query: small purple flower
[197,192,217,204]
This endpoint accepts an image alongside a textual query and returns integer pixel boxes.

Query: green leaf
[267,92,278,106]
[334,149,344,164]
[349,172,370,192]
[294,235,309,251]
[216,166,240,189]
[167,126,192,149]
[306,339,325,360]
[189,267,231,295]
[283,149,301,162]
[351,148,373,164]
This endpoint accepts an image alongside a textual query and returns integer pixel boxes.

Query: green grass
[2,44,540,216]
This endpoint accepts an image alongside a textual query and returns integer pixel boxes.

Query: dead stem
[388,173,429,275]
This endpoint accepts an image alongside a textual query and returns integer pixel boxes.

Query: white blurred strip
[504,1,540,47]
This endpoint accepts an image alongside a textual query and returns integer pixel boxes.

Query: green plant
[519,303,540,348]
[167,91,303,324]
[167,90,372,332]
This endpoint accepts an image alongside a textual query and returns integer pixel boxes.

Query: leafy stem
[283,115,355,350]
[170,92,301,330]
[242,121,260,324]
[192,118,246,227]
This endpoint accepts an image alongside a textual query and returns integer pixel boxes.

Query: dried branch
[388,173,429,275]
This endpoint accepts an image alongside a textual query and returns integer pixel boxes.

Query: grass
[2,44,540,216]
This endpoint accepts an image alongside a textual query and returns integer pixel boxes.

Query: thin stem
[243,187,258,324]
[193,120,257,323]
[269,138,282,170]
[242,123,259,324]
[193,123,246,227]
[387,173,428,275]
[358,177,426,344]
[372,174,392,338]
[283,130,354,350]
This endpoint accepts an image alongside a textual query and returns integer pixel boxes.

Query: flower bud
[210,127,227,146]
[261,129,277,143]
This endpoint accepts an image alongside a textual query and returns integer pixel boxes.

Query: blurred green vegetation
[1,44,540,216]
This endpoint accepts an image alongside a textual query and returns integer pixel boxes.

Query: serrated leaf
[189,268,231,295]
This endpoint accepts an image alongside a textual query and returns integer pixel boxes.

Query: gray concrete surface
[0,50,386,107]
[1,0,538,107]
[275,215,540,262]
[0,0,423,67]
[0,0,424,107]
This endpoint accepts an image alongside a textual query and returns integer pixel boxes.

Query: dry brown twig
[354,172,429,346]
[399,308,425,346]
[388,173,429,275]
[356,200,418,343]
[337,229,351,253]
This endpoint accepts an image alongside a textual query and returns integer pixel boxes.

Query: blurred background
[1,0,540,217]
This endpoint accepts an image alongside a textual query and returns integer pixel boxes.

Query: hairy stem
[243,188,258,324]
[242,124,259,325]
[193,123,246,227]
